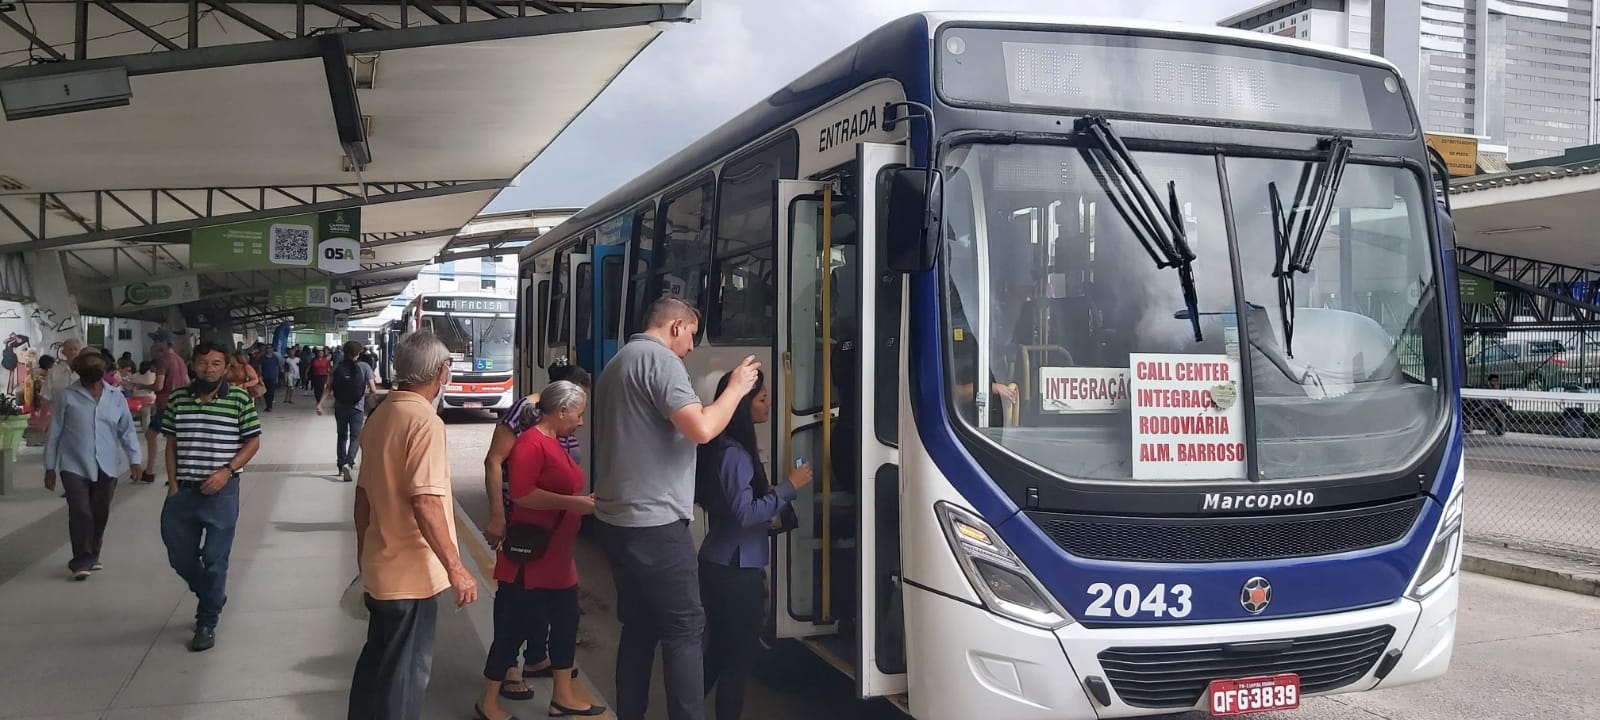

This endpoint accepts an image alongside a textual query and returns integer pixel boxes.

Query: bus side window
[535,278,551,369]
[658,178,716,333]
[575,261,595,370]
[548,251,570,352]
[626,203,659,335]
[601,255,624,339]
[710,133,798,345]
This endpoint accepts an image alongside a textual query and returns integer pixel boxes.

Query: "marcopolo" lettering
[1202,489,1316,511]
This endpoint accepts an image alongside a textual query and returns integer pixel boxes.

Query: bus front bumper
[904,572,1458,720]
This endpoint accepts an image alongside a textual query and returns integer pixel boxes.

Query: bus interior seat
[1246,305,1402,387]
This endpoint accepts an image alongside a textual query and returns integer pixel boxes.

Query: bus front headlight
[936,502,1072,629]
[1406,485,1463,600]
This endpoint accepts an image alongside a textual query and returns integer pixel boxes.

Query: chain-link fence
[1462,387,1600,561]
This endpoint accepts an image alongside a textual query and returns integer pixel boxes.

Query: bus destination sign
[422,297,514,314]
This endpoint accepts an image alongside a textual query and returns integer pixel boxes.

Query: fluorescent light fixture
[1480,225,1550,235]
[349,53,380,90]
[1,66,131,121]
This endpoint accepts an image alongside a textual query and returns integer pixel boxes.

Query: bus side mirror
[886,167,942,274]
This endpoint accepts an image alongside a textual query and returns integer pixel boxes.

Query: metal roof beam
[436,242,529,263]
[0,3,695,83]
[231,290,402,323]
[1,180,505,251]
[363,228,460,249]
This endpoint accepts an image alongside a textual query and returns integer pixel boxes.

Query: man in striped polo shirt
[159,340,262,652]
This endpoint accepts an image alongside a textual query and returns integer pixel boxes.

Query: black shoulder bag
[503,512,567,563]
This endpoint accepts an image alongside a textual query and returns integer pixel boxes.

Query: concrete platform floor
[0,399,598,720]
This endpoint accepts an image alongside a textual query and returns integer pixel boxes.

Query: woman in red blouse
[475,380,602,720]
[307,349,332,403]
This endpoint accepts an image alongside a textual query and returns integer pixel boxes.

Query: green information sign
[270,283,332,309]
[1460,274,1495,305]
[191,209,361,272]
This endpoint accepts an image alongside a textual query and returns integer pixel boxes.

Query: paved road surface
[443,414,1600,720]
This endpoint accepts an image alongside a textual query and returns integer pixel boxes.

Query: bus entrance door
[849,142,909,698]
[773,179,842,642]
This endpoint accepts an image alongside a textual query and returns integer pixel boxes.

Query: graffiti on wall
[3,333,33,408]
[31,305,77,335]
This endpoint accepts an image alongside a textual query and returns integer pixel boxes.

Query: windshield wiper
[1074,115,1203,342]
[1267,136,1352,357]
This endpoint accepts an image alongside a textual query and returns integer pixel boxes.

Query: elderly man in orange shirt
[348,330,479,720]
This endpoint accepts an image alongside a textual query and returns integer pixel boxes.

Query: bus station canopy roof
[0,1,693,324]
[1450,146,1600,270]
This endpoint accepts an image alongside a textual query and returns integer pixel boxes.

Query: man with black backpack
[317,340,377,483]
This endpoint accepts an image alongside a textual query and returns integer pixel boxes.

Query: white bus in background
[398,292,517,413]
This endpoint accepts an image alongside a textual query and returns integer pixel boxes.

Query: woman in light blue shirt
[43,350,143,580]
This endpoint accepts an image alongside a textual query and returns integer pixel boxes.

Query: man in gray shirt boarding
[593,296,759,720]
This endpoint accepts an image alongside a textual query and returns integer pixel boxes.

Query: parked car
[1464,340,1571,390]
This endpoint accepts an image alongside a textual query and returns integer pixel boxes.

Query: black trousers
[348,592,440,720]
[61,471,116,572]
[596,519,706,720]
[700,560,764,720]
[485,582,580,681]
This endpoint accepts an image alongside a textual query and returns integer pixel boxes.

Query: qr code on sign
[269,224,313,264]
[307,286,329,306]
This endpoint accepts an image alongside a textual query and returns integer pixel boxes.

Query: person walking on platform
[476,380,603,720]
[44,350,143,580]
[256,346,282,413]
[319,341,378,482]
[227,351,265,409]
[282,350,300,405]
[349,330,478,720]
[159,341,262,652]
[592,296,760,720]
[140,333,190,484]
[308,348,333,404]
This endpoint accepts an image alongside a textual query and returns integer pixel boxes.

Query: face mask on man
[434,368,452,409]
[191,378,222,395]
[78,365,105,386]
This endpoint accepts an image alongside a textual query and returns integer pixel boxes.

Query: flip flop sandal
[499,681,536,701]
[475,703,523,720]
[548,702,606,717]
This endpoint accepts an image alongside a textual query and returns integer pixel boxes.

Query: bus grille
[1024,499,1423,563]
[1097,625,1395,709]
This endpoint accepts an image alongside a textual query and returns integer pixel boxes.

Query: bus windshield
[942,142,1445,482]
[422,314,515,375]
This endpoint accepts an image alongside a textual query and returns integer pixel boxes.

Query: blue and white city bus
[517,12,1463,719]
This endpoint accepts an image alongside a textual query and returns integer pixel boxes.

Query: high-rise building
[1219,0,1596,163]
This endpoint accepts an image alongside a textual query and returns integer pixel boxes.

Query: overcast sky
[484,0,1261,212]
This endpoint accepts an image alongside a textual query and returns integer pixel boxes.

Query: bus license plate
[1207,674,1300,716]
[464,401,482,408]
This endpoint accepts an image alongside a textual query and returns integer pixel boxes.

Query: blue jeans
[335,404,366,467]
[160,478,240,628]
